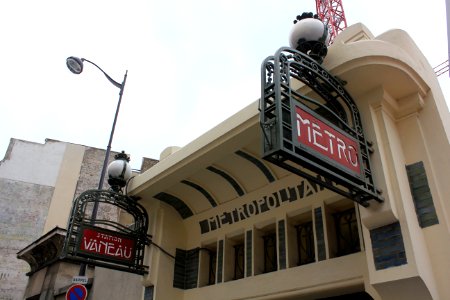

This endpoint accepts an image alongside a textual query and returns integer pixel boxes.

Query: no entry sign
[66,284,88,300]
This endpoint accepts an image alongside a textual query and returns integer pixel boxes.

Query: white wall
[0,139,66,187]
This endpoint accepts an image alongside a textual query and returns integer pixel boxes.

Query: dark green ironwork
[260,47,383,207]
[62,189,151,275]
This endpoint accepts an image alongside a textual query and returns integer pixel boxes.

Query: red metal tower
[316,0,348,43]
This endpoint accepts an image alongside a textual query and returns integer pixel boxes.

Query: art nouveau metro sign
[260,47,383,206]
[62,190,151,275]
[294,104,361,177]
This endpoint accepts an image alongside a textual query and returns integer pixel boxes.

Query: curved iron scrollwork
[62,189,151,275]
[260,47,383,207]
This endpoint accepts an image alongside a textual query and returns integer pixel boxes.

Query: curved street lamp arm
[81,58,123,89]
[97,69,127,192]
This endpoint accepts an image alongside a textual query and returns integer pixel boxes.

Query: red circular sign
[66,284,88,300]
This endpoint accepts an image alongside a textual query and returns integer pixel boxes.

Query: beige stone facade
[127,23,450,300]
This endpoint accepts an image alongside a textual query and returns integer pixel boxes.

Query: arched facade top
[324,23,450,143]
[324,23,431,100]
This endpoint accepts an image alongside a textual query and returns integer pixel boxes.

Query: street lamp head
[107,151,132,193]
[289,12,330,64]
[66,56,84,74]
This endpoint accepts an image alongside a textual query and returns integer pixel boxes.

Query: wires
[150,241,175,259]
[433,60,449,77]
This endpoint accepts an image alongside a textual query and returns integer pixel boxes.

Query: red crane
[316,0,347,44]
[316,0,447,76]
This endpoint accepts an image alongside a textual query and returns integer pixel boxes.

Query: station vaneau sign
[62,190,151,275]
[78,225,136,263]
[260,47,383,207]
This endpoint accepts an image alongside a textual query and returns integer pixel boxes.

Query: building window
[207,249,216,285]
[287,212,314,268]
[333,207,360,257]
[295,221,315,265]
[144,286,154,300]
[199,243,217,287]
[223,233,245,282]
[233,243,245,280]
[263,233,277,273]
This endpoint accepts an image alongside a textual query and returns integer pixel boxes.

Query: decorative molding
[207,166,245,197]
[235,150,276,183]
[181,180,217,208]
[154,192,194,219]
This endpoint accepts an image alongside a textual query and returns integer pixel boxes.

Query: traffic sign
[66,284,88,300]
[72,276,88,285]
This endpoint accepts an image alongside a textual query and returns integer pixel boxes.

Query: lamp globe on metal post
[66,56,84,74]
[66,56,129,277]
[289,12,330,64]
[107,151,132,193]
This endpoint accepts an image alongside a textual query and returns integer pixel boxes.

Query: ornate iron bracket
[260,47,383,207]
[61,189,151,275]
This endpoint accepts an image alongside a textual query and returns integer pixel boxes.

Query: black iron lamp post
[66,56,129,276]
[66,56,128,204]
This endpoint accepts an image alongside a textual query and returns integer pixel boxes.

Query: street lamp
[289,12,330,64]
[66,56,128,194]
[107,151,132,192]
[66,56,128,276]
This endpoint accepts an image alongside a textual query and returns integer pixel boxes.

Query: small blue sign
[66,284,88,300]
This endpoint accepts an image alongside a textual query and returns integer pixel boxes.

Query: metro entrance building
[16,20,450,300]
[127,22,450,300]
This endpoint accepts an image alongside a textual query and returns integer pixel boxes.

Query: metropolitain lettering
[199,178,323,234]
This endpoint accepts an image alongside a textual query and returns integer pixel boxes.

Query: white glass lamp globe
[289,17,330,49]
[107,156,132,183]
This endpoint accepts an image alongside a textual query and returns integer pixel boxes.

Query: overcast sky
[1,0,449,169]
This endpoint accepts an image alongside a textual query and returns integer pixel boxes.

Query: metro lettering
[295,106,361,174]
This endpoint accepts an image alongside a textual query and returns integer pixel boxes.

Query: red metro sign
[260,47,384,206]
[78,226,136,263]
[294,105,361,177]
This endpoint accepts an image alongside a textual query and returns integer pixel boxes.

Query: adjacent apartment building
[0,138,155,299]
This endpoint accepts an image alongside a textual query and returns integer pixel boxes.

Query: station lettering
[79,227,135,262]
